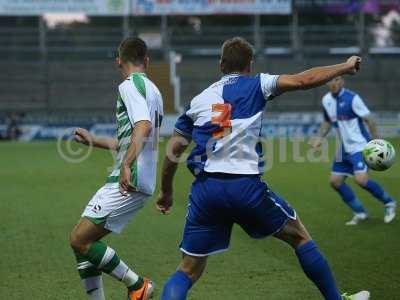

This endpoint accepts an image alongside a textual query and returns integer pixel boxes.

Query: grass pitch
[1,139,399,299]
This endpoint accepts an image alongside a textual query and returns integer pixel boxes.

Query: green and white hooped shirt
[106,72,163,195]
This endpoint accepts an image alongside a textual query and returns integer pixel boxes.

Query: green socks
[82,241,143,291]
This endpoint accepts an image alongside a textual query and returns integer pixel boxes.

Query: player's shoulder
[342,88,359,100]
[186,81,221,113]
[190,86,213,107]
[322,92,333,105]
[118,76,140,97]
[118,77,131,91]
[143,76,162,98]
[119,73,161,98]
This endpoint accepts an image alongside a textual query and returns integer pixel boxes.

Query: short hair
[118,37,148,65]
[220,37,254,74]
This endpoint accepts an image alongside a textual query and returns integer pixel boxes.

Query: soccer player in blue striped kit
[313,76,396,225]
[156,37,370,300]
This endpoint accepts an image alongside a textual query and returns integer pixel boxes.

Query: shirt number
[211,103,232,138]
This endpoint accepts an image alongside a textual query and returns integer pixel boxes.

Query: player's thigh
[180,178,234,257]
[332,158,353,180]
[104,191,149,234]
[70,218,110,253]
[236,186,296,239]
[178,254,208,284]
[81,185,148,234]
[274,217,312,249]
[180,208,233,256]
[349,152,368,180]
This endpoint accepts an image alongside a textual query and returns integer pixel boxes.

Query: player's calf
[275,218,342,300]
[161,255,207,300]
[354,173,396,222]
[178,254,207,284]
[330,175,368,219]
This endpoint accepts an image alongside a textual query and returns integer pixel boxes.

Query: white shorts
[81,185,150,234]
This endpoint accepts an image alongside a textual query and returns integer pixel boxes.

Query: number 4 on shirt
[211,103,232,138]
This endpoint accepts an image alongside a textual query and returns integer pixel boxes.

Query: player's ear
[144,56,150,69]
[115,57,122,68]
[248,60,253,73]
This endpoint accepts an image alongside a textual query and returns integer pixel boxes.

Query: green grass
[1,139,399,300]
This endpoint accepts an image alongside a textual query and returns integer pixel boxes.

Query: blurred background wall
[0,0,399,138]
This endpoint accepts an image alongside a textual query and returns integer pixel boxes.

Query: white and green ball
[363,139,396,171]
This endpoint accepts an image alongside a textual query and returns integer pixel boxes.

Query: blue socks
[163,243,342,300]
[362,180,393,205]
[161,271,192,300]
[296,241,342,300]
[336,183,367,214]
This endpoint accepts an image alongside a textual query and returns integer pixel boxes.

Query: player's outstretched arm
[312,121,331,150]
[74,127,118,150]
[119,120,152,195]
[156,131,191,214]
[277,56,362,93]
[363,116,379,139]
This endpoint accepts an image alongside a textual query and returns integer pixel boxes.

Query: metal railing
[1,24,400,59]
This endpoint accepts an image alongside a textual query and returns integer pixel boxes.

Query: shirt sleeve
[119,83,151,125]
[352,95,371,118]
[260,73,280,100]
[323,108,330,122]
[174,106,194,137]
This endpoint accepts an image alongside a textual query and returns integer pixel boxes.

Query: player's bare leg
[70,218,111,255]
[330,174,368,225]
[274,217,369,300]
[70,218,153,300]
[161,254,207,300]
[69,219,109,300]
[353,172,396,223]
[274,217,312,248]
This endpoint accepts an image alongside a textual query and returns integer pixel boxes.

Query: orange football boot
[127,278,154,300]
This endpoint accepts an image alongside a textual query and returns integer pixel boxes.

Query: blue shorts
[332,151,368,177]
[179,175,297,257]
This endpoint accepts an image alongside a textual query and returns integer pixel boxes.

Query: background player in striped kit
[313,76,396,225]
[69,37,163,300]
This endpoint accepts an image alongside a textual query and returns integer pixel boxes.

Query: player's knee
[329,177,342,189]
[69,230,90,255]
[291,228,311,248]
[275,218,312,249]
[355,175,368,187]
[179,257,207,283]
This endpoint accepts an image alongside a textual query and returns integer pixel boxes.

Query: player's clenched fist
[346,56,362,75]
[74,127,93,145]
[119,164,137,196]
[156,192,173,214]
[310,136,323,151]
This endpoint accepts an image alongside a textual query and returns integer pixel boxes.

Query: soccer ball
[363,139,396,171]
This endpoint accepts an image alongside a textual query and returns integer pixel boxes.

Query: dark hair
[220,37,254,74]
[118,37,148,65]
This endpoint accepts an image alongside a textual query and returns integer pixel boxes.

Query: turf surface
[1,139,399,299]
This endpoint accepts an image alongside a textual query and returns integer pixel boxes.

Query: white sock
[110,260,140,288]
[122,268,140,288]
[82,276,105,300]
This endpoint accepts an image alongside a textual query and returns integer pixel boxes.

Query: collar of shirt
[221,73,242,79]
[332,88,345,99]
[128,72,147,78]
